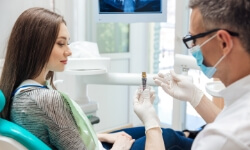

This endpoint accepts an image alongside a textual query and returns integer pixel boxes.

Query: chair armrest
[0,119,51,150]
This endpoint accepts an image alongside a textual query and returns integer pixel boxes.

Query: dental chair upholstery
[0,90,51,150]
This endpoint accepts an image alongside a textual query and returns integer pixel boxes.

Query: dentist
[144,0,250,149]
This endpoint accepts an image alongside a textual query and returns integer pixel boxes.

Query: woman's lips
[60,60,67,64]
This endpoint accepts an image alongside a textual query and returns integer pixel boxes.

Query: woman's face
[47,23,71,72]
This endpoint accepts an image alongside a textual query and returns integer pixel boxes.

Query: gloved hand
[153,70,204,108]
[133,87,161,132]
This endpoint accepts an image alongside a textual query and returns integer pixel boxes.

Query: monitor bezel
[94,0,167,23]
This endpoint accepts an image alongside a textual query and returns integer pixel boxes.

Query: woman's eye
[58,43,65,46]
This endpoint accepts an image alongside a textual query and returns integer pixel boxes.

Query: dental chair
[0,90,51,150]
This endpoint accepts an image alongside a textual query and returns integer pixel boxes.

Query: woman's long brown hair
[0,7,66,119]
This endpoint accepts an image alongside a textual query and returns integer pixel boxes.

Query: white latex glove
[153,70,204,108]
[133,87,160,132]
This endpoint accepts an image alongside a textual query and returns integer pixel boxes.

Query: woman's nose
[65,47,72,56]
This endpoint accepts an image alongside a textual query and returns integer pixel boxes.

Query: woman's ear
[217,30,234,55]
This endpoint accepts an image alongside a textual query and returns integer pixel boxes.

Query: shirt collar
[219,75,250,107]
[12,79,48,97]
[19,79,44,87]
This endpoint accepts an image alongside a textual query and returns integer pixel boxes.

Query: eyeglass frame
[182,28,239,49]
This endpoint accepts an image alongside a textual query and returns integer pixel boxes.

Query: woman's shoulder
[14,87,66,108]
[17,87,61,98]
[13,88,75,124]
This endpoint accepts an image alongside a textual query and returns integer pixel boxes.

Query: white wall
[0,0,52,58]
[54,0,87,42]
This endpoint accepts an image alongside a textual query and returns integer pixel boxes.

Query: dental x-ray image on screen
[100,0,161,13]
[96,0,167,23]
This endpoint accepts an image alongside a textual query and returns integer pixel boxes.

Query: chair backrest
[0,90,51,150]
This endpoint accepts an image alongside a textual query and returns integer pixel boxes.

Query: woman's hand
[111,134,135,150]
[97,131,132,143]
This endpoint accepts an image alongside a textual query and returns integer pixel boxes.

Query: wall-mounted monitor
[95,0,167,23]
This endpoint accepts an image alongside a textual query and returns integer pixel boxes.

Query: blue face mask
[190,34,226,78]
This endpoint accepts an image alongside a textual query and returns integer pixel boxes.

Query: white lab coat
[192,75,250,150]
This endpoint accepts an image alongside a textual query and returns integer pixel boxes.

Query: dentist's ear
[217,30,234,55]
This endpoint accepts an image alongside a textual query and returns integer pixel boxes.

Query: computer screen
[95,0,167,23]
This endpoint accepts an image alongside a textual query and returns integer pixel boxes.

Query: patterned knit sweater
[10,87,87,150]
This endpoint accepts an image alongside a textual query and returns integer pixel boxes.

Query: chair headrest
[0,90,6,112]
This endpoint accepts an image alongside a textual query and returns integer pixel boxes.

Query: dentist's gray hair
[189,0,250,53]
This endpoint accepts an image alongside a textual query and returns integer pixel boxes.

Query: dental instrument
[142,72,147,91]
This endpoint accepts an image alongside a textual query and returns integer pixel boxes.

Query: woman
[0,7,134,150]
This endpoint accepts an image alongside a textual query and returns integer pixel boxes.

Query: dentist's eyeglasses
[182,29,239,49]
